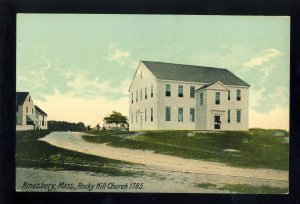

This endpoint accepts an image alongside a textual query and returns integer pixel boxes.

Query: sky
[17,14,290,130]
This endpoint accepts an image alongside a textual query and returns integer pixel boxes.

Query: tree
[48,120,86,131]
[103,111,128,128]
[96,124,100,132]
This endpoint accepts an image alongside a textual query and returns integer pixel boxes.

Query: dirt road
[39,132,288,184]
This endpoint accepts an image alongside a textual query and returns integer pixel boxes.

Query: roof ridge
[142,60,228,70]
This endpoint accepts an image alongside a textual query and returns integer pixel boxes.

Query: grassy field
[83,129,289,170]
[195,183,288,194]
[16,130,143,176]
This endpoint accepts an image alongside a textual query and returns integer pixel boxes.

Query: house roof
[142,61,250,87]
[196,81,228,91]
[35,105,47,116]
[196,83,213,91]
[16,92,29,106]
[26,114,39,123]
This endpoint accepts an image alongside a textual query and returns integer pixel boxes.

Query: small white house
[35,105,48,129]
[16,92,48,131]
[128,61,250,131]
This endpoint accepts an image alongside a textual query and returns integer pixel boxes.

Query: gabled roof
[35,105,47,116]
[142,61,250,87]
[196,81,228,91]
[16,92,29,106]
[196,83,213,91]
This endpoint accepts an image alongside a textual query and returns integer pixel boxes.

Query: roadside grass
[219,184,288,194]
[194,183,288,194]
[83,129,288,170]
[16,130,143,177]
[194,183,217,189]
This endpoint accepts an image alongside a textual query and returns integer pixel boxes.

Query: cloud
[220,44,228,48]
[36,68,133,126]
[64,71,131,99]
[249,105,289,130]
[261,65,275,80]
[35,88,129,127]
[268,86,289,106]
[106,43,130,66]
[108,49,130,60]
[192,44,250,70]
[249,87,265,109]
[66,73,93,90]
[250,85,288,113]
[243,48,282,69]
[61,68,73,78]
[131,61,139,69]
[17,59,52,88]
[248,78,289,131]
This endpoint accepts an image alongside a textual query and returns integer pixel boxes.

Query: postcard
[16,14,289,193]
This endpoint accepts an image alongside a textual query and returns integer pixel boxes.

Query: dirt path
[40,132,288,182]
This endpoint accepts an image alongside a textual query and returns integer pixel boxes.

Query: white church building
[128,61,250,131]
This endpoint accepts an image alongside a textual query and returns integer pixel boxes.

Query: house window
[145,87,147,99]
[178,108,183,122]
[237,110,241,123]
[140,89,142,101]
[200,93,204,105]
[190,86,195,98]
[26,106,28,113]
[136,91,138,102]
[151,108,153,122]
[145,109,147,122]
[136,111,138,123]
[215,92,220,105]
[166,84,171,97]
[151,85,153,97]
[32,108,34,114]
[237,89,241,101]
[165,107,171,121]
[29,97,30,102]
[228,110,231,123]
[228,91,231,100]
[178,85,183,97]
[42,121,44,126]
[131,92,133,104]
[190,108,195,122]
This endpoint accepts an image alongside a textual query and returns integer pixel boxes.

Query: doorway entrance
[214,115,221,129]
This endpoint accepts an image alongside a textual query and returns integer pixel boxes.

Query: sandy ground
[39,132,288,182]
